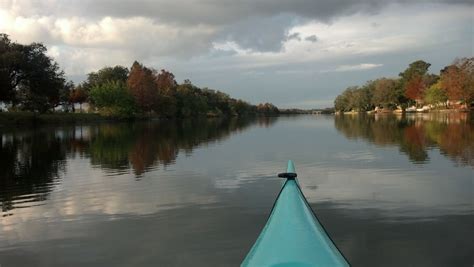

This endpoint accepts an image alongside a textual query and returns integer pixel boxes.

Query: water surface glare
[0,114,473,266]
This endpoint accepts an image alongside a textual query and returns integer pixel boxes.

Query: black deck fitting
[277,172,297,180]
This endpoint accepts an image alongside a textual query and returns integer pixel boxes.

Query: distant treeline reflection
[0,117,277,213]
[334,113,473,166]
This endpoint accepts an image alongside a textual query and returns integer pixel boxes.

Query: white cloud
[0,12,218,75]
[205,3,472,72]
[329,63,384,72]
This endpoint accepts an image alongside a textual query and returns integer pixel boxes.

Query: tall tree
[400,60,431,104]
[154,69,178,116]
[82,65,129,92]
[155,69,177,94]
[127,61,158,112]
[372,78,399,108]
[16,42,66,112]
[399,60,431,81]
[256,103,279,115]
[55,80,75,111]
[334,94,349,112]
[424,80,447,108]
[175,83,208,117]
[404,75,426,102]
[0,34,22,103]
[89,80,136,117]
[440,57,474,106]
[69,85,88,112]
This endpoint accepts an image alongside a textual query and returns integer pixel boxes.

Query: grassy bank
[0,112,109,126]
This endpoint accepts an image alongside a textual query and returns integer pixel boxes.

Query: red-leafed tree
[400,60,432,105]
[404,75,426,102]
[440,57,474,106]
[127,61,157,112]
[69,86,88,112]
[155,69,177,94]
[154,69,178,116]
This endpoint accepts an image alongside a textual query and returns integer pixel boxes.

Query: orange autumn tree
[440,57,474,107]
[155,69,177,94]
[69,86,88,112]
[154,69,178,116]
[404,75,426,103]
[126,61,158,112]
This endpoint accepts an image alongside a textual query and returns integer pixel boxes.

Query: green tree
[175,83,208,117]
[0,34,23,103]
[424,81,447,108]
[0,35,67,112]
[400,60,431,104]
[353,83,373,111]
[17,43,67,112]
[89,81,136,117]
[81,65,129,94]
[372,78,400,109]
[55,80,75,111]
[399,60,431,82]
[256,103,279,115]
[340,86,358,111]
[199,87,240,116]
[231,99,255,116]
[334,94,347,112]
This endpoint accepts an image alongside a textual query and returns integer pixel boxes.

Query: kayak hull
[242,161,349,267]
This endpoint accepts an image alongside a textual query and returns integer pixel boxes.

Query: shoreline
[340,109,472,115]
[0,112,285,127]
[0,112,111,127]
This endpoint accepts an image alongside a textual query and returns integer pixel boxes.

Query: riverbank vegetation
[0,34,280,118]
[334,57,474,113]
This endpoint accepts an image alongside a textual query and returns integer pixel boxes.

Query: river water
[0,114,473,266]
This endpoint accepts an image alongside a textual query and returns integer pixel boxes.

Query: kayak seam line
[295,182,351,266]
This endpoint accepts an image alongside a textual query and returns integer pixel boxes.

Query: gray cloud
[305,35,318,42]
[217,14,301,52]
[4,0,472,24]
[286,32,302,42]
[3,0,471,53]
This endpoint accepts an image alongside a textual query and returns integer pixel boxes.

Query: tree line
[334,58,474,112]
[0,34,279,117]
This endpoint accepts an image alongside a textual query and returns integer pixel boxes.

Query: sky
[0,0,472,108]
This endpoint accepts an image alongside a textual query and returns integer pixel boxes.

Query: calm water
[1,114,473,266]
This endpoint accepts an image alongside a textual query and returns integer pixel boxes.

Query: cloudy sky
[0,1,472,108]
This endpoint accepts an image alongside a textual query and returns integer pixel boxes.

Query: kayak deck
[242,161,349,267]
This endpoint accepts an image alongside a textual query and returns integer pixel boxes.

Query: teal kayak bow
[242,160,350,267]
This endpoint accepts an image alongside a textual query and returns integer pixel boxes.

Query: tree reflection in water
[0,129,67,213]
[334,112,473,166]
[0,117,276,214]
[86,117,268,176]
